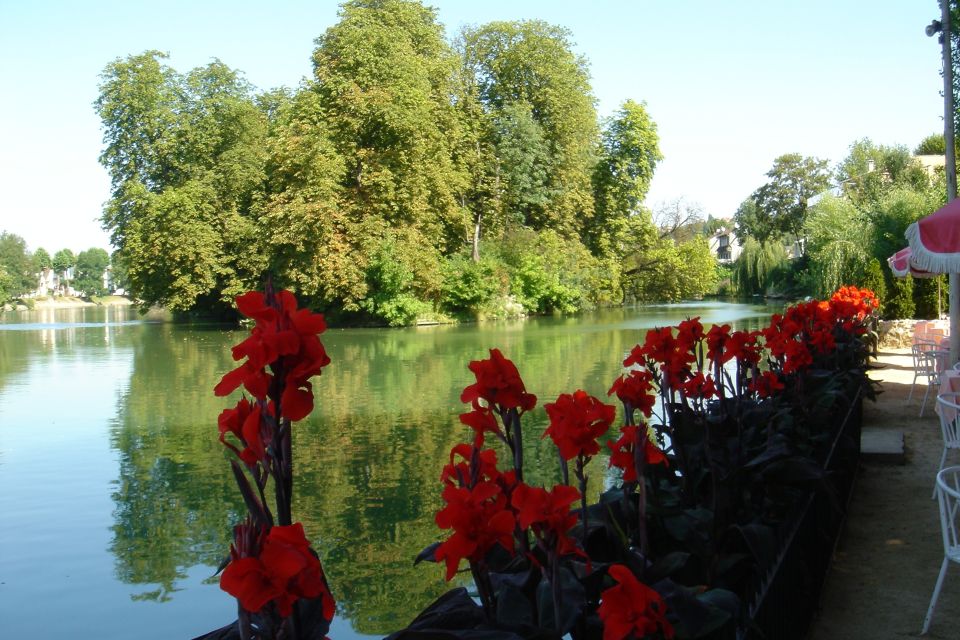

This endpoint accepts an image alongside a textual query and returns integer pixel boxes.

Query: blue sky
[0,0,947,253]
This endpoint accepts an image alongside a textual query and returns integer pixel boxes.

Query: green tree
[52,248,76,286]
[459,19,598,236]
[802,194,870,297]
[490,100,553,230]
[589,100,663,257]
[836,139,928,210]
[0,232,34,297]
[96,52,268,312]
[860,258,887,314]
[32,247,52,272]
[312,0,468,251]
[731,237,789,296]
[748,153,832,246]
[74,248,111,297]
[915,133,948,155]
[885,275,915,320]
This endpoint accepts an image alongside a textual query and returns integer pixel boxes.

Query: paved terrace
[808,348,960,639]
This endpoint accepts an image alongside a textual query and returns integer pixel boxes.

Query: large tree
[589,100,663,256]
[459,19,598,236]
[96,52,268,311]
[835,139,928,210]
[737,153,832,246]
[74,248,111,297]
[0,232,34,298]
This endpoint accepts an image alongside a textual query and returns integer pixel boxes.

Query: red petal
[281,384,314,421]
[215,366,248,397]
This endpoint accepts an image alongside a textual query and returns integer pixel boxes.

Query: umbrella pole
[940,0,960,364]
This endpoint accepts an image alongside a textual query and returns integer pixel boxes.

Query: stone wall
[877,319,921,348]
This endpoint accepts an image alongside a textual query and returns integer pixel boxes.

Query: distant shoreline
[3,295,135,312]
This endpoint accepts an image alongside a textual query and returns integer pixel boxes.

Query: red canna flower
[458,408,502,445]
[726,330,761,365]
[218,398,276,466]
[543,390,616,461]
[440,444,501,487]
[511,483,581,556]
[680,372,717,400]
[706,323,731,364]
[434,481,516,581]
[607,425,668,482]
[598,564,674,640]
[220,521,335,621]
[608,369,656,417]
[676,317,705,351]
[460,348,537,412]
[748,371,784,399]
[214,290,330,421]
[639,327,676,365]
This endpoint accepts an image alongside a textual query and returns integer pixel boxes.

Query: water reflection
[0,302,780,640]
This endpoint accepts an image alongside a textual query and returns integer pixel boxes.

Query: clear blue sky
[0,0,947,254]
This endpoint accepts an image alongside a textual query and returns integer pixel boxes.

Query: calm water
[0,301,780,639]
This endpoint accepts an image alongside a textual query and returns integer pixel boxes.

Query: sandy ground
[807,348,960,639]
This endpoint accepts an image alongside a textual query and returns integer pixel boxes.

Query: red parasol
[904,197,960,273]
[888,246,937,279]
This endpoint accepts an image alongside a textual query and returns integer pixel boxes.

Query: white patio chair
[934,394,960,499]
[911,340,939,405]
[922,465,960,634]
[916,347,948,417]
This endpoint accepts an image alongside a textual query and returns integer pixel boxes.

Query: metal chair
[914,344,949,417]
[911,341,938,404]
[934,393,960,499]
[922,465,960,634]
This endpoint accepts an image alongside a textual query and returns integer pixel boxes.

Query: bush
[859,258,887,315]
[914,275,946,320]
[440,254,503,316]
[884,275,915,319]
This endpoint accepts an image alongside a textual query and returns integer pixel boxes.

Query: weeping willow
[803,195,869,297]
[732,237,788,295]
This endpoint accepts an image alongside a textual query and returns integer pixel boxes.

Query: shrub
[884,275,915,319]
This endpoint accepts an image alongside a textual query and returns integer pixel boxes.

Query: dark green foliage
[74,248,111,297]
[0,232,35,298]
[885,275,915,320]
[915,133,948,155]
[440,253,502,316]
[731,238,788,296]
[859,258,887,314]
[32,247,51,272]
[737,154,832,244]
[94,1,712,322]
[914,275,946,320]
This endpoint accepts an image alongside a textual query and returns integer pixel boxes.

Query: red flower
[726,330,761,365]
[218,398,275,466]
[748,371,784,399]
[543,390,616,461]
[782,340,813,374]
[511,483,581,556]
[458,408,502,445]
[706,323,731,364]
[220,522,335,621]
[460,348,537,412]
[214,290,330,421]
[440,444,501,487]
[676,317,705,350]
[638,327,675,365]
[608,369,656,417]
[599,564,674,640]
[680,372,717,399]
[434,481,516,580]
[607,425,668,482]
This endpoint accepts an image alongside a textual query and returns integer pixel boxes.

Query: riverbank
[808,347,959,638]
[2,295,134,312]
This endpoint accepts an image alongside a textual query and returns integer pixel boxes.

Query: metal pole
[943,0,960,364]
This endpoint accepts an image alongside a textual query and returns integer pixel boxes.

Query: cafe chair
[916,347,947,417]
[934,394,960,500]
[922,465,960,634]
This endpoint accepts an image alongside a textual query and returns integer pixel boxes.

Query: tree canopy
[94,0,710,321]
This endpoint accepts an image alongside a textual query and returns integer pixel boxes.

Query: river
[0,301,780,639]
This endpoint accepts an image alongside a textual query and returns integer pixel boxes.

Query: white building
[708,227,741,264]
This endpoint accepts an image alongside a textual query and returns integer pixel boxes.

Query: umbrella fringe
[906,222,960,273]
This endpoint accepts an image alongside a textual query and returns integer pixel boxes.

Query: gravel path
[807,348,960,639]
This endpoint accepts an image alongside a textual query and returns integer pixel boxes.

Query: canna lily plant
[211,283,336,640]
